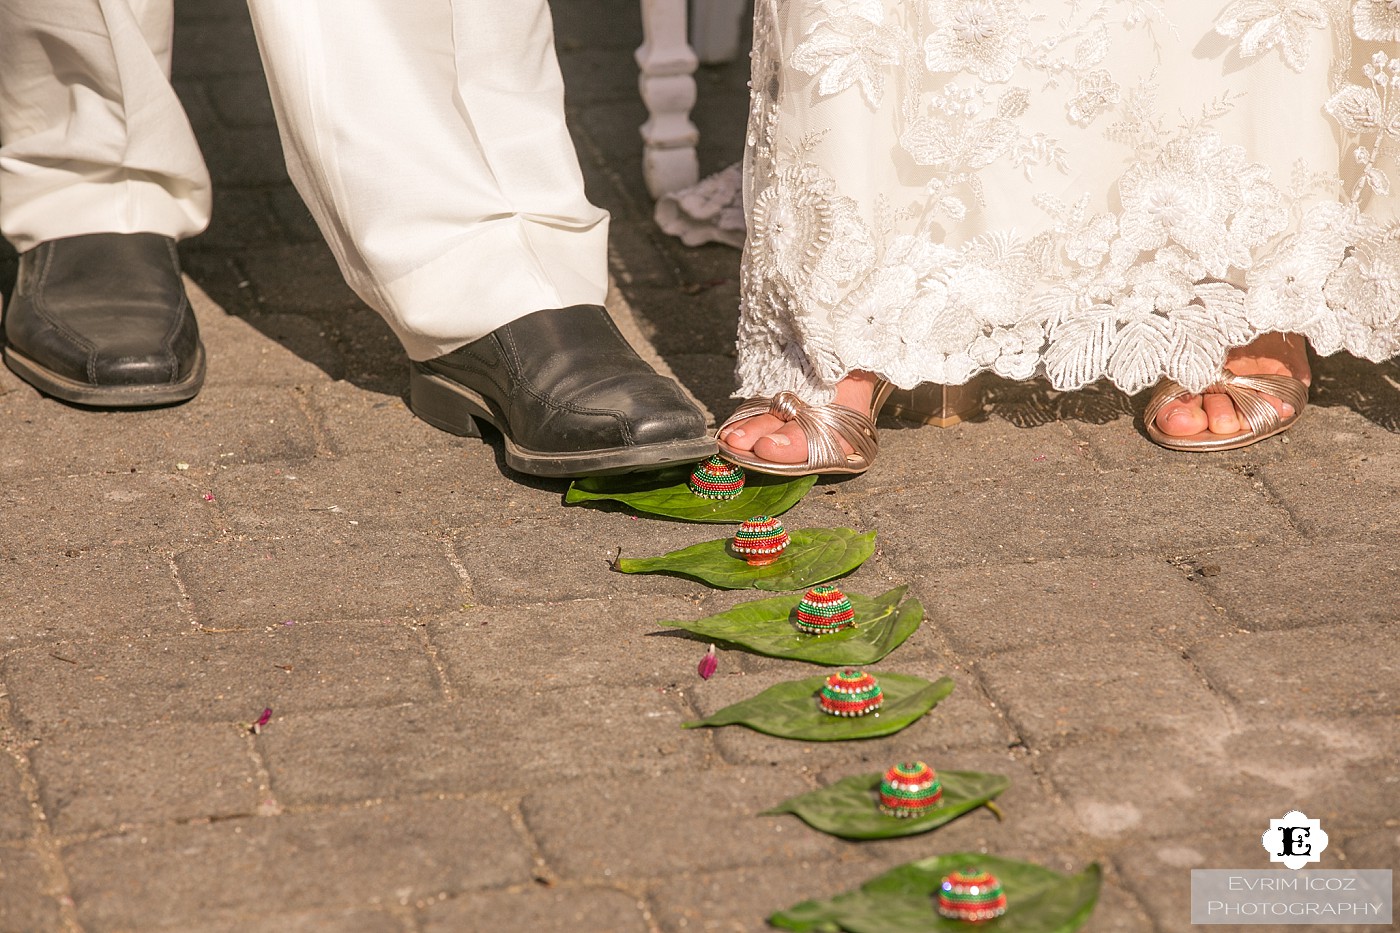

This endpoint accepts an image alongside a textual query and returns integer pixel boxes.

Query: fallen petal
[698,644,718,680]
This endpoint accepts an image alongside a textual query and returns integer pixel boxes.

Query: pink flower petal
[251,707,272,734]
[697,644,718,680]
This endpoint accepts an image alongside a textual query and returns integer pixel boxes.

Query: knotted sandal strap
[718,390,880,471]
[1215,373,1309,432]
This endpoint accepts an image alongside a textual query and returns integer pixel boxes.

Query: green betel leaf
[613,528,876,591]
[682,673,953,740]
[770,853,1101,933]
[565,467,817,523]
[761,770,1010,840]
[663,586,922,666]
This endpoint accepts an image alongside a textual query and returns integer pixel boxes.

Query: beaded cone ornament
[731,515,789,566]
[794,585,857,634]
[937,869,1007,922]
[818,668,883,717]
[688,456,745,500]
[878,761,943,817]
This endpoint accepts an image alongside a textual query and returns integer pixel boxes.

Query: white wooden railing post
[637,0,701,197]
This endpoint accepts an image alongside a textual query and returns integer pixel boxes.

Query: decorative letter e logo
[1262,810,1328,869]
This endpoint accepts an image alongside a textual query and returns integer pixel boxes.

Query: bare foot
[718,371,879,465]
[1154,333,1311,437]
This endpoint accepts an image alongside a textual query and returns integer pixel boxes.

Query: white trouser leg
[0,0,211,253]
[246,0,611,360]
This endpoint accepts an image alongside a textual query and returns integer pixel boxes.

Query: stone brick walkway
[0,1,1396,930]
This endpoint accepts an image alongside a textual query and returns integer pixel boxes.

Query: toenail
[727,429,745,439]
[1165,410,1193,426]
[766,433,791,447]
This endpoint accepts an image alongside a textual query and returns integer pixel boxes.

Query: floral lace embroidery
[736,0,1400,401]
[1067,70,1121,126]
[1327,49,1400,197]
[924,1,1029,83]
[1214,1,1338,72]
[790,0,907,106]
[1354,0,1400,41]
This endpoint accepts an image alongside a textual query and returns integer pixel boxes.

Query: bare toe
[1155,396,1208,436]
[1254,392,1294,420]
[752,426,808,464]
[1202,393,1241,435]
[719,414,785,452]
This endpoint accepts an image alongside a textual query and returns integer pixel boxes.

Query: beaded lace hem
[733,0,1400,402]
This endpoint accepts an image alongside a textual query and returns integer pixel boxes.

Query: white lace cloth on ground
[734,0,1400,403]
[655,163,747,248]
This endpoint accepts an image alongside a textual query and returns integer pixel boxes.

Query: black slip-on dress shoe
[408,305,717,477]
[2,232,205,407]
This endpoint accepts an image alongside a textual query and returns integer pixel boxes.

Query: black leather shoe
[408,305,716,477]
[2,232,205,407]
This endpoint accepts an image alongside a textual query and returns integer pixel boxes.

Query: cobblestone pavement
[1,1,1397,931]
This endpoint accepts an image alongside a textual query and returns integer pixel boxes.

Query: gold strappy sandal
[1143,372,1309,452]
[716,380,895,476]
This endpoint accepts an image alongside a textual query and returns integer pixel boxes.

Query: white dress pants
[246,0,611,360]
[0,0,211,253]
[0,0,610,360]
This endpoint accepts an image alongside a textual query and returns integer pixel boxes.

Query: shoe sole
[408,363,717,478]
[3,345,205,408]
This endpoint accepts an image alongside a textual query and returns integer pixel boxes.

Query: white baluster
[637,0,700,197]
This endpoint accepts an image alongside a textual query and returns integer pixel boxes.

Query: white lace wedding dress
[733,0,1400,404]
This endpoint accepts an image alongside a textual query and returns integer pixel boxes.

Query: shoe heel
[407,364,483,438]
[887,378,983,428]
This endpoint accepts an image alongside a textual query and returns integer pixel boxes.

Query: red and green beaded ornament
[794,585,857,635]
[878,761,943,817]
[732,515,790,566]
[818,668,883,717]
[688,456,745,500]
[937,869,1007,923]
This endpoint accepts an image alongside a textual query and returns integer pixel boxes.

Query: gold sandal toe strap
[1217,373,1308,435]
[1144,372,1308,437]
[770,391,879,471]
[718,396,784,432]
[718,391,881,472]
